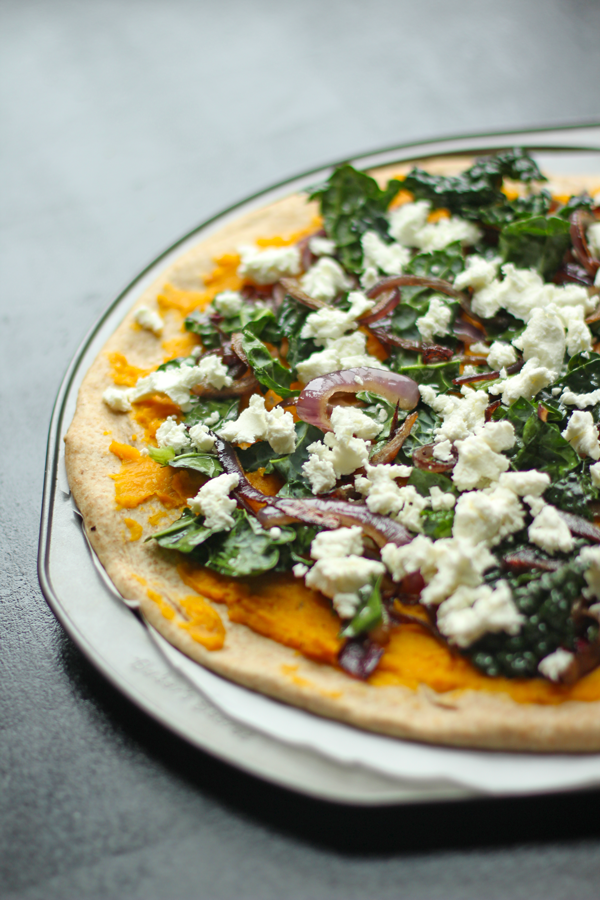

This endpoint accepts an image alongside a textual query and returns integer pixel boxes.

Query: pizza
[65,149,600,751]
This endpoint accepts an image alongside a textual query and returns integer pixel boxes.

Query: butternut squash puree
[108,352,150,386]
[178,594,226,650]
[123,517,143,541]
[226,574,343,666]
[360,326,389,362]
[245,467,283,496]
[370,624,600,704]
[132,396,181,443]
[109,441,205,508]
[201,254,243,298]
[161,332,200,361]
[178,562,250,605]
[157,284,209,317]
[147,588,175,621]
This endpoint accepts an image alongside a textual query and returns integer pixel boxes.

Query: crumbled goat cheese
[218,394,296,454]
[103,386,133,412]
[561,387,600,409]
[436,581,523,648]
[300,257,353,303]
[452,421,515,491]
[134,305,164,335]
[305,555,385,619]
[497,469,550,497]
[269,527,282,539]
[419,384,488,444]
[453,255,500,292]
[470,341,491,356]
[205,410,221,426]
[296,332,386,383]
[512,308,565,375]
[212,290,244,317]
[155,416,191,452]
[129,358,232,411]
[546,303,593,356]
[415,295,453,343]
[528,503,574,554]
[596,269,600,289]
[329,406,383,441]
[432,440,454,462]
[309,236,336,256]
[303,434,370,494]
[300,291,374,344]
[187,473,239,532]
[486,341,517,370]
[470,263,595,322]
[538,648,575,682]
[355,463,415,517]
[489,357,554,405]
[562,410,600,460]
[388,201,431,246]
[361,231,410,275]
[579,545,600,601]
[453,484,525,547]
[588,222,600,258]
[382,536,496,606]
[388,201,481,251]
[292,563,309,578]
[301,445,337,494]
[310,526,364,560]
[237,244,301,285]
[188,422,216,452]
[429,486,456,511]
[590,461,600,488]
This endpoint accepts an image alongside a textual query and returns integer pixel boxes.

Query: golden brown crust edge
[65,164,600,752]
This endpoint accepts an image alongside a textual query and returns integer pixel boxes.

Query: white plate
[39,124,600,805]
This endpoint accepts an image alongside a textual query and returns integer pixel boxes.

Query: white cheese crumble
[305,530,385,619]
[155,416,191,452]
[218,394,296,454]
[588,222,600,258]
[212,290,244,317]
[237,244,301,285]
[538,648,574,682]
[487,341,517,370]
[432,440,454,462]
[497,469,550,497]
[453,484,525,547]
[561,387,600,409]
[429,486,456,511]
[527,503,574,554]
[188,422,216,452]
[303,434,370,494]
[579,545,600,601]
[355,463,413,515]
[300,257,353,303]
[388,201,430,245]
[418,384,488,444]
[134,305,164,335]
[453,255,500,292]
[388,201,481,251]
[512,308,565,375]
[129,358,233,411]
[436,581,523,648]
[382,535,496,606]
[489,357,554,405]
[361,231,410,275]
[103,386,133,412]
[309,236,336,256]
[590,461,600,488]
[329,406,383,441]
[292,563,309,578]
[415,295,453,343]
[296,331,386,383]
[310,526,364,560]
[561,410,600,460]
[187,473,239,532]
[300,291,374,344]
[452,421,516,491]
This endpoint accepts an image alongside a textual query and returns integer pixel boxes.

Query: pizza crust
[65,160,600,752]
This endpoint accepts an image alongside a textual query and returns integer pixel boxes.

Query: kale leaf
[168,452,223,478]
[150,508,216,553]
[309,164,402,273]
[237,421,323,497]
[241,331,297,397]
[499,215,571,280]
[276,294,318,369]
[493,397,579,480]
[388,244,464,342]
[205,510,296,577]
[184,398,240,429]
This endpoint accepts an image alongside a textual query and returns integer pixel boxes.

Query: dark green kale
[499,215,572,280]
[276,294,318,369]
[150,508,215,553]
[545,468,600,519]
[407,468,455,538]
[241,331,297,397]
[184,397,240,429]
[184,311,221,348]
[493,397,579,480]
[168,452,223,478]
[395,358,460,392]
[308,164,402,273]
[204,510,296,577]
[185,302,281,346]
[395,406,442,465]
[478,190,552,228]
[467,561,586,678]
[402,148,545,220]
[339,578,384,639]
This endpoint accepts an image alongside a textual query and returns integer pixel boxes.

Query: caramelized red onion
[279,277,326,310]
[296,367,420,433]
[370,411,418,465]
[501,551,561,573]
[191,369,259,399]
[338,638,384,679]
[570,209,600,278]
[453,316,487,344]
[557,510,600,544]
[452,359,523,386]
[412,442,457,473]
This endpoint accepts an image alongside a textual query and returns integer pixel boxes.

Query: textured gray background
[3,0,600,897]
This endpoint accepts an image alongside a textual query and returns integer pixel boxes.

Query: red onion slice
[453,315,487,344]
[558,510,600,544]
[370,411,418,465]
[412,442,457,473]
[296,367,420,433]
[279,277,327,310]
[570,209,600,278]
[191,369,259,399]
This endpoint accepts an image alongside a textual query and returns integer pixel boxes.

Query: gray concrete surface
[2,0,600,897]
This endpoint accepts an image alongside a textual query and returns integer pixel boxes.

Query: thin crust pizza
[65,150,600,751]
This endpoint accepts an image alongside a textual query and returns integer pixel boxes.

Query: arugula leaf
[148,446,176,466]
[241,330,297,397]
[184,398,240,429]
[150,508,216,553]
[493,397,579,479]
[309,164,401,273]
[168,452,223,478]
[205,510,296,577]
[499,215,571,280]
[339,578,383,639]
